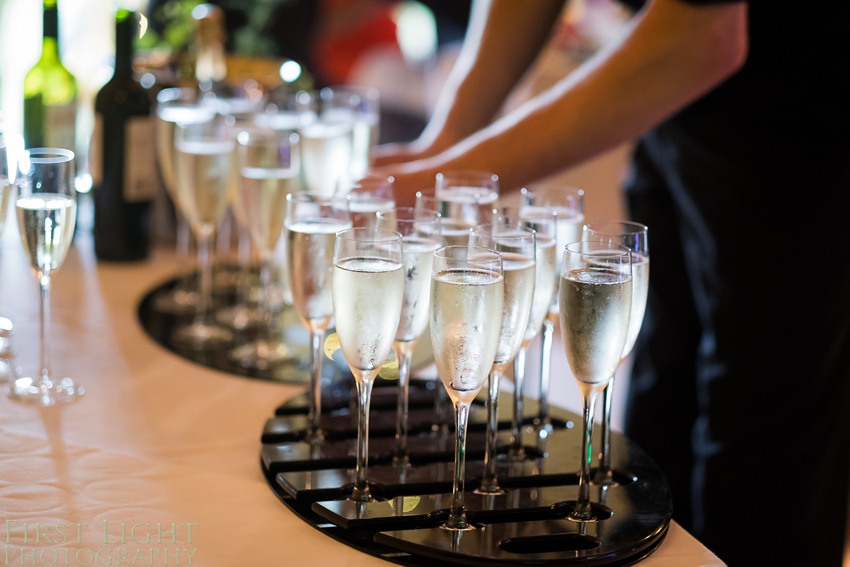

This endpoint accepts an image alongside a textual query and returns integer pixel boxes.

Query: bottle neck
[114,10,136,78]
[41,1,60,61]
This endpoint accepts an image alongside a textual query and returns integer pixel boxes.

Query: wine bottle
[90,9,156,261]
[23,0,77,151]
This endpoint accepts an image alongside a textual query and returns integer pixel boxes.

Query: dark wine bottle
[23,0,78,151]
[91,9,156,261]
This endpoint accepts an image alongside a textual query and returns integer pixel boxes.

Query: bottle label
[44,102,77,151]
[124,116,157,203]
[90,114,104,187]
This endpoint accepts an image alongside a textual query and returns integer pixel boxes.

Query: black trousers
[623,133,850,566]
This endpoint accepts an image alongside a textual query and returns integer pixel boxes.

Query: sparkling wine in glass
[229,127,301,368]
[333,228,404,501]
[519,186,584,431]
[376,208,441,462]
[153,88,214,315]
[433,170,499,229]
[285,194,351,434]
[338,175,395,230]
[431,246,504,530]
[170,115,235,349]
[558,241,631,521]
[583,221,649,483]
[494,208,558,458]
[470,225,536,494]
[10,148,83,405]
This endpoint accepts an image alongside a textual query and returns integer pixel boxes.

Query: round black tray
[260,381,673,567]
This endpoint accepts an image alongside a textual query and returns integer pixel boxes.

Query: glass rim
[521,185,585,198]
[335,227,402,243]
[584,220,648,236]
[436,169,499,185]
[435,245,502,261]
[564,240,631,258]
[472,223,536,240]
[23,148,74,164]
[156,87,197,104]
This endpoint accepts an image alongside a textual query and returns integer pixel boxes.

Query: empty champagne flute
[431,246,504,530]
[583,221,649,483]
[376,208,441,462]
[171,114,235,349]
[11,148,82,405]
[493,208,558,458]
[332,228,404,501]
[470,225,536,494]
[337,175,395,229]
[229,128,301,368]
[285,194,351,434]
[153,88,214,315]
[558,241,631,521]
[519,186,584,431]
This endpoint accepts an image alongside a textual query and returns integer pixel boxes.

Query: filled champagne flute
[376,208,441,462]
[229,128,301,368]
[10,148,83,405]
[285,194,351,434]
[326,85,380,181]
[470,225,536,494]
[337,175,395,230]
[519,186,584,431]
[435,170,499,228]
[332,228,404,501]
[558,241,631,521]
[583,221,649,483]
[295,89,357,198]
[414,191,473,247]
[493,208,558,458]
[171,114,235,349]
[153,88,214,315]
[431,246,504,530]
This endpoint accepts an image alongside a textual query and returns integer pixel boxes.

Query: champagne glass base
[171,323,234,350]
[591,468,619,487]
[215,305,264,330]
[8,376,84,406]
[151,288,199,316]
[439,522,475,532]
[229,340,294,369]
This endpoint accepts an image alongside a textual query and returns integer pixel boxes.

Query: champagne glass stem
[480,369,503,493]
[235,226,253,306]
[195,231,213,326]
[308,328,324,434]
[38,275,52,386]
[599,376,615,477]
[510,345,528,458]
[257,257,272,341]
[351,372,375,501]
[538,318,555,425]
[570,385,603,522]
[446,400,471,530]
[393,341,415,461]
[175,214,193,296]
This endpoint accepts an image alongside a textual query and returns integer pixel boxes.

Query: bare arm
[383,0,748,205]
[373,0,565,166]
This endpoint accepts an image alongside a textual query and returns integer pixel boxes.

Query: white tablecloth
[0,227,724,566]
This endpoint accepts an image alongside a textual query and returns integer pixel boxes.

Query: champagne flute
[153,88,214,315]
[10,148,83,405]
[228,128,301,368]
[171,115,235,349]
[558,241,631,521]
[333,228,404,501]
[470,225,536,494]
[493,208,558,458]
[519,186,584,431]
[434,170,499,229]
[326,85,380,181]
[295,89,357,197]
[285,194,351,435]
[337,175,395,230]
[431,246,504,530]
[415,191,473,246]
[376,207,441,462]
[583,221,649,483]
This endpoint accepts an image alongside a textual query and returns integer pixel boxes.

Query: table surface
[0,225,725,567]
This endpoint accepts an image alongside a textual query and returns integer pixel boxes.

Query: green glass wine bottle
[90,8,155,261]
[23,0,78,151]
